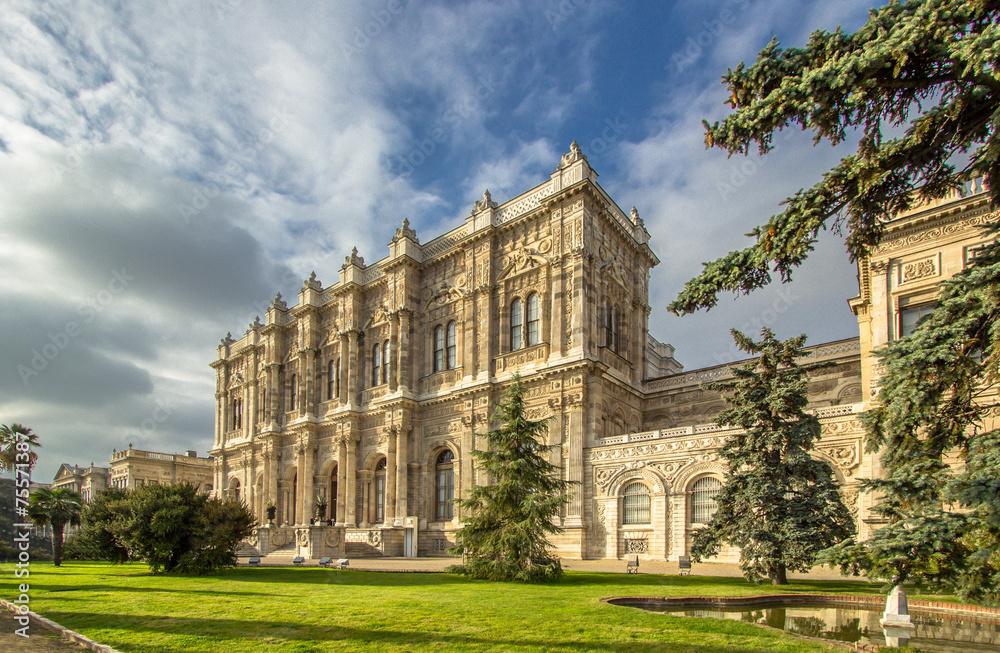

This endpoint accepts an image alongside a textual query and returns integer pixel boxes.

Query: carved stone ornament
[497,243,549,280]
[559,140,588,169]
[902,258,937,283]
[474,189,498,213]
[366,305,390,328]
[421,277,467,310]
[296,528,310,546]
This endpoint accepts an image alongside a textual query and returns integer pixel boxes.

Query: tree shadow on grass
[42,610,799,653]
[39,584,283,598]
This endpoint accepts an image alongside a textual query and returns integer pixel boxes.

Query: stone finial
[270,293,287,311]
[303,271,322,291]
[222,331,234,345]
[251,315,262,329]
[342,246,365,269]
[392,218,419,243]
[560,140,588,168]
[474,189,499,213]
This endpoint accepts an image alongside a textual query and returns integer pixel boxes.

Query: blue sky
[0,0,878,482]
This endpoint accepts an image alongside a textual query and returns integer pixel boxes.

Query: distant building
[51,463,109,502]
[51,447,214,498]
[108,447,214,492]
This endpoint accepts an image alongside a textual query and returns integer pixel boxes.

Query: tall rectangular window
[434,325,445,372]
[446,322,456,369]
[526,293,540,347]
[899,304,936,338]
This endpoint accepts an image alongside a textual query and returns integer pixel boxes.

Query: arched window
[691,477,722,524]
[446,321,457,369]
[259,387,267,421]
[526,292,540,347]
[433,325,445,372]
[510,298,524,351]
[622,481,650,525]
[382,340,390,384]
[328,465,338,522]
[372,343,382,387]
[374,458,387,524]
[334,358,340,399]
[436,449,455,520]
[289,375,297,411]
[328,360,336,400]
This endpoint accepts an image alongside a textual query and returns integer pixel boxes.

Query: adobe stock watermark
[586,115,628,156]
[340,0,406,58]
[127,396,181,442]
[670,0,752,74]
[545,0,595,30]
[17,269,135,385]
[178,106,291,224]
[711,287,800,365]
[12,428,34,637]
[392,74,500,178]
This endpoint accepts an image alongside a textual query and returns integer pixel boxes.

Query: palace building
[210,143,993,561]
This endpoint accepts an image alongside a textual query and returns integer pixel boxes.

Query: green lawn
[0,562,939,652]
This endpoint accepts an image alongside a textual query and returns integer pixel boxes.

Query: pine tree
[825,236,1000,604]
[668,0,1000,316]
[691,328,854,585]
[448,372,573,582]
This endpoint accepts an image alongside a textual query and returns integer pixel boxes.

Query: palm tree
[0,423,41,475]
[28,488,83,566]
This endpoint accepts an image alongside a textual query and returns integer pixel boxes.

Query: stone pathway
[0,610,88,652]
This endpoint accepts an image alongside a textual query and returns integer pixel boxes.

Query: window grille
[691,477,722,524]
[622,482,650,525]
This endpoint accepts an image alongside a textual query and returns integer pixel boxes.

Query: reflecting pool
[611,599,1000,652]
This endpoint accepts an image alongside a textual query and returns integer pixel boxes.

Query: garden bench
[319,557,332,567]
[247,557,260,566]
[678,555,692,576]
[292,556,305,566]
[335,558,350,569]
[626,554,639,574]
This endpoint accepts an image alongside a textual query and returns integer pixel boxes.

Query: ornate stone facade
[850,177,997,540]
[216,143,983,561]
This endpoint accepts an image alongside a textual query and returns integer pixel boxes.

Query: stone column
[347,331,360,406]
[344,432,358,527]
[394,427,409,525]
[303,436,315,522]
[295,445,305,525]
[336,436,347,525]
[339,334,349,405]
[305,349,316,416]
[384,428,397,526]
[262,447,272,522]
[268,447,278,518]
[398,311,411,392]
[214,392,223,447]
[388,314,399,393]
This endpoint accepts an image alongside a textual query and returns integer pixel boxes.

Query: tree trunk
[770,562,787,585]
[52,521,64,567]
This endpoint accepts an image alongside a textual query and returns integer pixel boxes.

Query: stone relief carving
[901,257,937,283]
[421,276,467,311]
[497,242,549,281]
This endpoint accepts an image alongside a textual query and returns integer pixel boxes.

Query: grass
[0,562,951,652]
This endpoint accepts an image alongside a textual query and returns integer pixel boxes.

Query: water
[614,600,1000,652]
